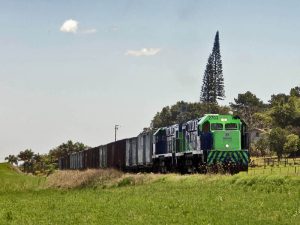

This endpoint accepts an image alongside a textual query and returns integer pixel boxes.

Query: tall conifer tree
[200,31,225,103]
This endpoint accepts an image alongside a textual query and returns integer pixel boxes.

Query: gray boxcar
[137,130,153,166]
[126,137,138,167]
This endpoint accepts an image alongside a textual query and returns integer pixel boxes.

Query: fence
[250,157,300,167]
[247,165,300,176]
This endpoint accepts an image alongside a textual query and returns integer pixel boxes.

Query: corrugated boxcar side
[136,131,153,167]
[79,152,83,169]
[91,147,100,168]
[99,145,107,168]
[85,149,90,168]
[126,139,130,167]
[145,132,153,165]
[99,146,103,168]
[70,153,74,169]
[83,151,87,169]
[66,155,70,169]
[77,153,80,169]
[126,137,138,167]
[75,153,79,169]
[107,140,126,170]
[69,154,72,169]
[74,153,77,169]
[73,153,76,169]
[137,135,144,165]
[132,138,137,166]
[69,155,72,169]
[107,143,114,168]
[116,139,126,169]
[58,157,63,170]
[103,145,107,168]
[88,149,92,168]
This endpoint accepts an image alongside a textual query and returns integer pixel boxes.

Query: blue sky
[1,0,300,161]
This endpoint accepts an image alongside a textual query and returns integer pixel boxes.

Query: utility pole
[115,125,119,142]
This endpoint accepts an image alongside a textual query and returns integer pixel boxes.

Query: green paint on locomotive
[178,131,184,152]
[199,114,249,166]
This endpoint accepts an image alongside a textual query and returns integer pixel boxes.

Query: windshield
[225,123,238,130]
[211,123,223,130]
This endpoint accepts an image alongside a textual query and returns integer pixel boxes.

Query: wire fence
[250,156,300,167]
[247,165,300,176]
[247,157,300,176]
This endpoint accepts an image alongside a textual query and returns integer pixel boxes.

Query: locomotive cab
[198,114,249,170]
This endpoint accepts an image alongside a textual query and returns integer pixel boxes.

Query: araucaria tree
[200,31,225,103]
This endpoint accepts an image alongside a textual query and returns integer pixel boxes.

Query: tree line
[5,141,89,174]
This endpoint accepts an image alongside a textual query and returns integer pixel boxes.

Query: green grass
[0,163,299,225]
[0,163,44,192]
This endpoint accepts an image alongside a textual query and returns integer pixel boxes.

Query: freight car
[59,114,249,173]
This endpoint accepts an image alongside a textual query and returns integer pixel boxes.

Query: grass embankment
[0,163,44,192]
[0,163,299,225]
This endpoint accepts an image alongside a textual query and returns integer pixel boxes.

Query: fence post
[285,159,287,167]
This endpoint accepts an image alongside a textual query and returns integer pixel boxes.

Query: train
[59,114,249,173]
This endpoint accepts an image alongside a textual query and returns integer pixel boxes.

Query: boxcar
[126,137,138,168]
[99,145,107,168]
[107,139,127,170]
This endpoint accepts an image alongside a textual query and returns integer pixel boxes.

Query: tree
[252,113,272,129]
[230,91,265,128]
[18,149,34,173]
[283,134,299,158]
[200,31,225,103]
[269,128,288,159]
[49,140,89,163]
[5,155,18,166]
[18,149,34,162]
[151,101,230,128]
[290,86,300,97]
[253,133,270,157]
[269,93,289,106]
[271,97,297,128]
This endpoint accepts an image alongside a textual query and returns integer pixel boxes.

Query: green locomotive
[153,114,249,173]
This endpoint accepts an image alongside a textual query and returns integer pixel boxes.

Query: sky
[1,0,300,162]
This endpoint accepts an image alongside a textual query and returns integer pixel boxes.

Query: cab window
[225,123,238,130]
[211,123,223,130]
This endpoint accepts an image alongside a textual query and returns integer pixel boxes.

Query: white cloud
[60,19,79,33]
[82,28,97,34]
[125,48,161,57]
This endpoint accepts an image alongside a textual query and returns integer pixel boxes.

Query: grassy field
[0,163,299,225]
